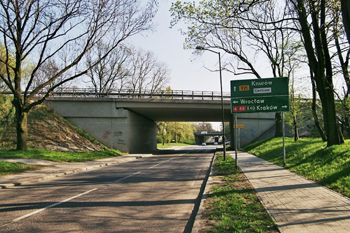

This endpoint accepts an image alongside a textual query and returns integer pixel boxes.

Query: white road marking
[6,155,182,227]
[8,170,145,226]
[12,188,98,223]
[114,171,141,183]
[149,157,175,169]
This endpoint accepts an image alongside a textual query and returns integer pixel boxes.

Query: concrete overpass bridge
[45,88,275,153]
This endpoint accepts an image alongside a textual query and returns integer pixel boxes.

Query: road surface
[0,147,215,232]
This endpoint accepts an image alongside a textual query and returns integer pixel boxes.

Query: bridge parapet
[48,88,231,101]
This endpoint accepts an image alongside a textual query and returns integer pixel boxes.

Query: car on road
[202,142,206,146]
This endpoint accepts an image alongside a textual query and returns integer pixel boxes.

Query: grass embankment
[244,137,350,197]
[0,94,124,176]
[202,154,277,233]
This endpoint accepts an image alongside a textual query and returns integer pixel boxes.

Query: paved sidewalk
[0,154,150,189]
[234,152,350,233]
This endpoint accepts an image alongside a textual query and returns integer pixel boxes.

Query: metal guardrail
[28,88,232,100]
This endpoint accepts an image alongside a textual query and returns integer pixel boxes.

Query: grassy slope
[243,137,350,197]
[0,94,123,175]
[0,93,114,152]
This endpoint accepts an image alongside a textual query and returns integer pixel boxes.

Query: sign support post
[283,112,286,167]
[234,114,238,168]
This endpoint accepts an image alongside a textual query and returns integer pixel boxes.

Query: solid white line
[12,188,98,222]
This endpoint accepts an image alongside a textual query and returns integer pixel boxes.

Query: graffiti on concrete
[117,139,126,145]
[114,131,123,137]
[102,131,111,139]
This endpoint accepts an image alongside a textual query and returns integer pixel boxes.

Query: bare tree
[196,122,214,132]
[0,0,158,150]
[127,48,169,94]
[86,43,131,95]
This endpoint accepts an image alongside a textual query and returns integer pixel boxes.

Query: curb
[0,155,147,189]
[191,153,216,233]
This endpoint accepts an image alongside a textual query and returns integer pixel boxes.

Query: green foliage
[0,161,40,176]
[156,121,196,144]
[244,137,350,197]
[170,0,239,49]
[156,142,192,149]
[203,154,277,233]
[182,138,196,145]
[0,94,15,140]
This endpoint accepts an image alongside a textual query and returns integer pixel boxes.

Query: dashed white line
[149,157,175,169]
[6,156,179,227]
[7,170,145,226]
[12,188,98,223]
[114,171,142,183]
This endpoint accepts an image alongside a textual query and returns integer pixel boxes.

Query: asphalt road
[0,147,215,232]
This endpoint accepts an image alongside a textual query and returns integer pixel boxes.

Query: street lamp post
[196,46,226,161]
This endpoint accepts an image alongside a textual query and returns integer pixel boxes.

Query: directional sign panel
[231,77,289,113]
[232,96,289,113]
[231,77,289,97]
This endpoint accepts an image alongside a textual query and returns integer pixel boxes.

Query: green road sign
[231,77,289,97]
[231,95,289,113]
[231,77,289,113]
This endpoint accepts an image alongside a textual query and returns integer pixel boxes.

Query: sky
[129,0,346,98]
[129,0,244,94]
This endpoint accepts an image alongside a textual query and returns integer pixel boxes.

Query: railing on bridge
[47,88,232,101]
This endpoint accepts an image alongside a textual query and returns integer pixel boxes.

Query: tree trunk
[275,112,283,137]
[343,115,350,138]
[314,71,344,145]
[311,78,327,142]
[14,101,28,150]
[342,0,350,45]
[320,87,344,146]
[293,114,299,142]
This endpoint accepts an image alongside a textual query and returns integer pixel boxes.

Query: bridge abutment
[45,99,157,154]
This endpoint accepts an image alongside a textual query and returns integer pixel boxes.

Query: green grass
[157,143,192,149]
[243,137,350,197]
[0,148,124,176]
[0,148,123,162]
[0,161,41,176]
[203,154,277,233]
